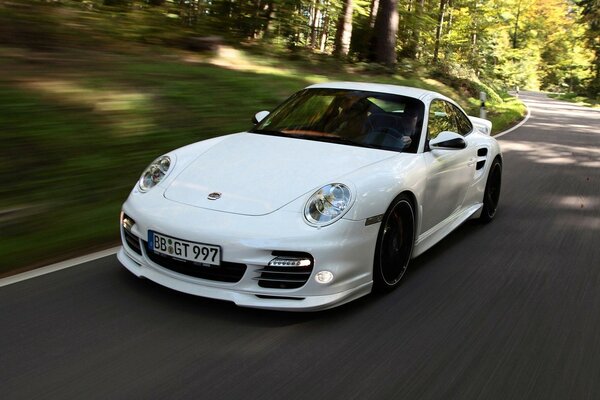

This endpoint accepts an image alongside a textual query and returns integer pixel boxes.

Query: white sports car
[118,82,502,311]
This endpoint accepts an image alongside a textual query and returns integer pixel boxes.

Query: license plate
[148,231,221,266]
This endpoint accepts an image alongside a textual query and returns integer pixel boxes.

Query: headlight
[139,155,172,192]
[304,183,353,226]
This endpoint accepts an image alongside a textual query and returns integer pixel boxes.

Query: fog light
[315,271,334,284]
[268,256,312,267]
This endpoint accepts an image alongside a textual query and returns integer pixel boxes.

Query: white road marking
[0,247,120,287]
[494,101,531,139]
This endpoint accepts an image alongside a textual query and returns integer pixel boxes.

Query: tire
[479,158,502,223]
[373,194,415,292]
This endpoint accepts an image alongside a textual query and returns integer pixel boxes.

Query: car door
[420,99,476,233]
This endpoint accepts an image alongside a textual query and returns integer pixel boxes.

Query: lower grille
[144,241,246,283]
[255,295,305,300]
[123,229,142,255]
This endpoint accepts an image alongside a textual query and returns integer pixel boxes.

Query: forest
[184,0,598,96]
[11,0,596,96]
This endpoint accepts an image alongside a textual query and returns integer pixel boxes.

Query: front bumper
[119,248,371,311]
[118,190,379,311]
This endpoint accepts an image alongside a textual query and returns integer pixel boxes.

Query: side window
[449,103,473,135]
[427,100,458,139]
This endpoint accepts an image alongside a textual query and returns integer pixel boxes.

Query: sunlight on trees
[0,0,597,94]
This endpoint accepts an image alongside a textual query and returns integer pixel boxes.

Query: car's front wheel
[373,194,415,292]
[480,158,502,223]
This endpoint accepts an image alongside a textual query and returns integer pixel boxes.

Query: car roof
[306,82,445,102]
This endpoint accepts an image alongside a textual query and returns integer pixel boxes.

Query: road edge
[494,100,531,139]
[0,247,120,288]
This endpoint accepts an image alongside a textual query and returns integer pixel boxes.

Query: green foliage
[430,62,503,104]
[578,0,600,97]
[1,0,594,94]
[548,92,600,107]
[483,96,527,132]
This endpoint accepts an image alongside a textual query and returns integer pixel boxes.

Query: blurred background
[0,0,597,275]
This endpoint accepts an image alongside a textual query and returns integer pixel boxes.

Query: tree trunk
[446,0,453,34]
[251,0,263,39]
[320,13,330,52]
[406,0,424,59]
[443,0,453,59]
[262,1,276,40]
[369,0,380,28]
[372,0,399,66]
[334,0,354,57]
[470,0,478,65]
[512,0,522,49]
[433,0,446,63]
[398,0,411,49]
[310,0,319,48]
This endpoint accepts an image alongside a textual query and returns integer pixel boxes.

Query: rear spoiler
[469,116,492,136]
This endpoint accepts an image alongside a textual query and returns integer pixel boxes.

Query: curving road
[1,92,599,399]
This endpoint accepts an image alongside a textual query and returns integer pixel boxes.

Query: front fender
[340,154,426,222]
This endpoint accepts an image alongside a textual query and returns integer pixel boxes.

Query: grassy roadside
[484,95,527,133]
[0,46,526,276]
[547,93,600,108]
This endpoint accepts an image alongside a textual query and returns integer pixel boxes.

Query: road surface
[1,92,599,399]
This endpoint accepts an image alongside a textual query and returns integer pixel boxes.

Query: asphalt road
[1,92,599,400]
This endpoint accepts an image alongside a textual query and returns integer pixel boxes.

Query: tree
[405,0,425,59]
[371,0,399,65]
[75,0,593,90]
[334,0,354,56]
[579,0,600,96]
[369,0,380,27]
[512,0,522,48]
[433,0,447,63]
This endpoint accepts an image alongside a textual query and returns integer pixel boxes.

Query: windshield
[252,88,425,153]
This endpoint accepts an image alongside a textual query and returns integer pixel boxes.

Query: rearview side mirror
[429,131,466,150]
[252,111,270,125]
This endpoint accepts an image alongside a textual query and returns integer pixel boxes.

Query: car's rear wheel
[373,194,415,292]
[480,158,502,223]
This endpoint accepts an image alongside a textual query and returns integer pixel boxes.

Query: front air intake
[255,252,314,289]
[121,213,142,255]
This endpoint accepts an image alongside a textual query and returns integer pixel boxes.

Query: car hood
[164,132,395,216]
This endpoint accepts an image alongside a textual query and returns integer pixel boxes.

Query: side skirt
[412,203,482,257]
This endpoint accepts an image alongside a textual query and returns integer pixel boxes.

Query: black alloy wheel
[373,194,415,292]
[480,158,502,223]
